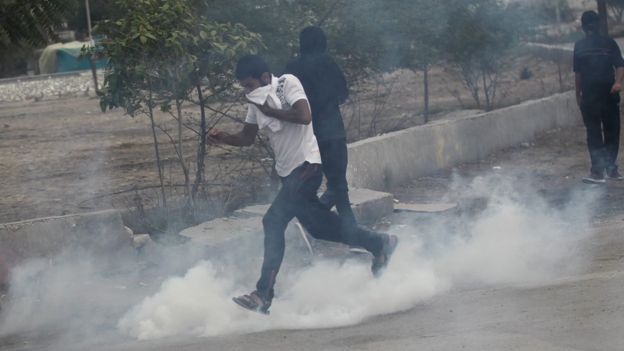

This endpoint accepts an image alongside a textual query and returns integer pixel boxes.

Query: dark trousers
[317,138,357,228]
[256,162,385,301]
[580,94,621,174]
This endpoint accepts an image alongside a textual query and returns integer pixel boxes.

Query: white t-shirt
[245,74,322,177]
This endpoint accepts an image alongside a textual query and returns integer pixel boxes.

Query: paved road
[77,217,623,351]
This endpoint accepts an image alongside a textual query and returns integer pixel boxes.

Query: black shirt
[573,34,624,96]
[285,53,348,142]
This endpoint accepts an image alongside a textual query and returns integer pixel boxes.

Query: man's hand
[248,99,275,117]
[611,81,622,94]
[207,128,228,145]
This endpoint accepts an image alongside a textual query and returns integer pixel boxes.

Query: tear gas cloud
[0,173,598,345]
[117,173,596,340]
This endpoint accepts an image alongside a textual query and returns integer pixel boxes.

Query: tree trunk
[423,64,429,123]
[192,84,207,199]
[147,94,167,208]
[176,99,191,198]
[598,0,609,36]
[482,70,491,111]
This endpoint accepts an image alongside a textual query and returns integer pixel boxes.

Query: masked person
[285,26,358,230]
[208,55,398,314]
[574,11,624,183]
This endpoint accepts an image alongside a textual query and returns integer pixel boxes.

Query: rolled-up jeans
[255,162,385,302]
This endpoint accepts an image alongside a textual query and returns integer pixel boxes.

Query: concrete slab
[349,188,394,224]
[0,210,130,259]
[0,210,131,284]
[179,216,263,248]
[181,188,395,248]
[394,202,458,213]
[234,204,271,217]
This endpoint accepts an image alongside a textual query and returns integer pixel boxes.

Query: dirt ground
[2,112,624,351]
[0,53,574,224]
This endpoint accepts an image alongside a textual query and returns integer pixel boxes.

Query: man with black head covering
[574,10,624,183]
[285,26,357,230]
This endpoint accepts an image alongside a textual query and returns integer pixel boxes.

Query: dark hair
[581,10,599,33]
[299,26,327,56]
[235,54,270,80]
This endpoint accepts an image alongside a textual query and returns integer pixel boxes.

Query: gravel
[0,71,103,103]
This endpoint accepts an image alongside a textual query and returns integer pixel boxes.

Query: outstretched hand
[611,82,622,94]
[207,128,227,144]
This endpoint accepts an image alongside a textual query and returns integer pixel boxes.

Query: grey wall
[346,91,580,190]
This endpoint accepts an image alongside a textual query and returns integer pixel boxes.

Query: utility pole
[597,0,609,36]
[86,0,99,93]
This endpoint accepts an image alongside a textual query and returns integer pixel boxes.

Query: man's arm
[207,123,259,147]
[575,73,582,106]
[612,67,624,93]
[330,58,349,104]
[610,38,624,93]
[253,99,312,125]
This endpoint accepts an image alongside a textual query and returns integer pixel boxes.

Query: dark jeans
[580,93,621,174]
[255,162,385,302]
[317,138,357,228]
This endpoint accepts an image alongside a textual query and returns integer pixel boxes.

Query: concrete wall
[0,210,130,285]
[346,91,581,190]
[525,42,573,65]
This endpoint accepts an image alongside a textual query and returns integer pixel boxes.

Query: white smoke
[117,173,596,340]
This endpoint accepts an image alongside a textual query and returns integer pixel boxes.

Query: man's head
[235,54,271,93]
[299,26,327,56]
[581,10,600,34]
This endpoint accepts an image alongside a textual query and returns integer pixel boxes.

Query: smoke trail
[117,173,597,340]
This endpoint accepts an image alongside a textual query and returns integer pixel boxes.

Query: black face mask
[300,27,327,56]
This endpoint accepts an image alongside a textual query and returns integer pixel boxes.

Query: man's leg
[318,139,357,229]
[294,163,398,275]
[603,100,621,171]
[581,102,607,174]
[293,163,384,256]
[255,184,296,303]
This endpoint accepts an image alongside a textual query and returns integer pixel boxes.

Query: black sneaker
[582,172,606,184]
[371,234,399,277]
[606,168,624,180]
[232,291,271,315]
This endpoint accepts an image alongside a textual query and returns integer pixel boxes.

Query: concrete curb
[346,91,581,190]
[0,210,130,284]
[180,188,395,248]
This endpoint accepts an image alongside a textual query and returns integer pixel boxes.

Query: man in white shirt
[208,55,398,314]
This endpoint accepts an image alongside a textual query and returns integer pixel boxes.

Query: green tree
[93,0,262,207]
[66,0,123,38]
[0,0,75,49]
[606,0,624,25]
[204,0,337,70]
[0,0,77,77]
[364,0,447,122]
[444,0,531,111]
